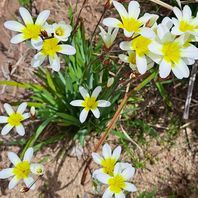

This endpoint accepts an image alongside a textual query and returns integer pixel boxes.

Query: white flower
[70,86,111,123]
[31,37,76,71]
[119,51,137,70]
[171,5,198,38]
[4,7,50,50]
[92,143,121,177]
[99,26,119,48]
[52,21,72,41]
[0,102,30,136]
[149,23,198,79]
[0,148,44,190]
[103,0,157,37]
[30,164,45,176]
[95,163,137,198]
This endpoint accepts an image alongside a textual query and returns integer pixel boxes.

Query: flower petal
[95,173,111,184]
[114,163,122,175]
[103,18,121,28]
[115,191,125,198]
[121,166,135,180]
[112,146,121,160]
[79,108,89,123]
[102,187,114,198]
[31,52,46,68]
[119,41,131,51]
[17,102,27,114]
[97,100,111,107]
[91,86,102,98]
[8,176,19,189]
[113,0,128,18]
[123,182,137,192]
[181,45,198,59]
[1,124,13,135]
[183,5,192,20]
[93,168,103,178]
[30,163,45,175]
[22,112,30,120]
[8,152,21,166]
[35,10,50,25]
[79,86,89,98]
[10,34,26,44]
[4,21,25,32]
[23,147,33,162]
[58,45,76,55]
[0,116,8,123]
[19,7,33,25]
[159,59,171,78]
[91,108,100,118]
[16,124,25,136]
[128,1,140,19]
[102,143,112,158]
[70,100,84,107]
[31,37,43,50]
[24,177,35,190]
[173,7,182,20]
[0,168,14,179]
[149,42,163,55]
[49,54,60,72]
[136,55,147,74]
[92,152,103,164]
[4,103,14,115]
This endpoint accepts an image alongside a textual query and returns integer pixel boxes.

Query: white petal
[183,58,195,65]
[1,124,13,135]
[22,112,30,120]
[173,7,182,20]
[113,0,128,18]
[181,45,198,59]
[92,153,103,164]
[121,166,135,180]
[139,27,155,39]
[58,45,76,55]
[0,168,14,179]
[103,18,121,28]
[10,34,26,44]
[91,108,100,118]
[17,102,27,114]
[114,163,122,175]
[31,52,46,68]
[102,187,114,198]
[136,55,147,74]
[70,100,84,107]
[95,173,111,184]
[91,86,102,98]
[123,182,137,192]
[16,124,25,136]
[183,5,192,20]
[35,10,50,25]
[4,103,14,115]
[49,54,60,72]
[0,116,8,123]
[31,37,43,50]
[24,177,35,190]
[119,162,132,170]
[93,168,103,178]
[19,7,33,25]
[23,147,33,162]
[119,54,129,63]
[4,21,24,32]
[128,1,140,19]
[172,65,184,79]
[149,42,163,55]
[119,41,131,51]
[97,100,111,107]
[112,146,121,160]
[79,108,89,123]
[175,60,190,78]
[115,191,125,198]
[79,86,89,98]
[8,176,19,189]
[159,59,171,78]
[123,30,133,37]
[8,152,21,166]
[102,143,112,158]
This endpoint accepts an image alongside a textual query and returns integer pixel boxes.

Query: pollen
[41,38,61,57]
[13,161,30,180]
[82,97,98,111]
[101,158,116,176]
[7,113,24,126]
[132,36,151,56]
[22,24,41,39]
[162,41,181,64]
[108,174,126,194]
[179,20,194,32]
[119,17,142,33]
[55,27,65,36]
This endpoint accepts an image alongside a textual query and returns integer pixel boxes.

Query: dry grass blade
[149,0,173,10]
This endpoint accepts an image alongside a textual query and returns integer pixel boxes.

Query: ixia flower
[4,7,50,49]
[95,163,137,198]
[92,143,121,177]
[99,26,119,49]
[0,147,44,190]
[171,5,198,38]
[70,86,111,123]
[0,102,30,136]
[103,0,156,37]
[149,23,198,79]
[31,37,76,71]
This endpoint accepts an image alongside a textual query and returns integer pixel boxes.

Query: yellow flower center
[119,17,142,33]
[128,53,136,64]
[101,158,116,176]
[82,96,98,111]
[162,41,181,65]
[22,24,41,39]
[13,161,30,180]
[7,113,24,126]
[41,38,61,57]
[179,20,194,32]
[55,27,65,36]
[132,36,151,56]
[108,174,126,194]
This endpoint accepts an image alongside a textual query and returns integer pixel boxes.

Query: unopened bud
[107,77,114,87]
[30,106,36,118]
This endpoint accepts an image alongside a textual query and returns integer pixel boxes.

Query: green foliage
[19,0,31,6]
[137,189,157,198]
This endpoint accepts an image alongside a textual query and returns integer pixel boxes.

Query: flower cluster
[92,144,137,198]
[100,1,198,79]
[4,7,76,72]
